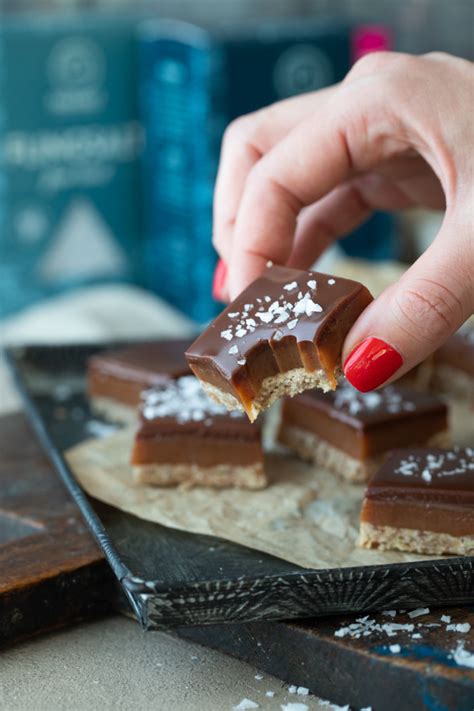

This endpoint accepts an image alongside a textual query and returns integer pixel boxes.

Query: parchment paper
[65,400,472,570]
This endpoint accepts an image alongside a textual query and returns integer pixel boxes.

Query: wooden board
[6,343,474,630]
[181,608,474,711]
[0,413,114,647]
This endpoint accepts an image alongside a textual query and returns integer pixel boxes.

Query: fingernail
[343,337,403,392]
[212,259,227,302]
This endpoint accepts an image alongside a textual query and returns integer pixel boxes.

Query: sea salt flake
[412,633,422,639]
[421,470,432,482]
[228,345,238,355]
[328,278,336,285]
[307,279,317,289]
[221,329,233,341]
[266,260,273,268]
[281,704,309,711]
[288,685,297,694]
[237,358,246,366]
[408,608,430,619]
[441,615,451,623]
[382,610,397,617]
[233,699,259,710]
[246,318,257,328]
[264,296,271,302]
[296,687,309,696]
[265,691,275,698]
[254,673,264,681]
[283,281,298,291]
[452,641,474,668]
[287,319,298,330]
[273,329,284,341]
[274,309,290,324]
[256,311,273,324]
[228,312,239,318]
[389,644,401,654]
[235,328,247,337]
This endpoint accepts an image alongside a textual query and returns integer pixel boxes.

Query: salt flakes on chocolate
[395,447,474,480]
[141,375,241,424]
[333,383,416,417]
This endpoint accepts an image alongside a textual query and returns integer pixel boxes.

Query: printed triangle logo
[38,199,128,284]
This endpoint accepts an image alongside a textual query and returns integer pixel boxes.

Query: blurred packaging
[0,11,143,317]
[139,18,352,323]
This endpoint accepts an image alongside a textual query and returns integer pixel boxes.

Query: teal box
[139,19,351,324]
[0,11,144,317]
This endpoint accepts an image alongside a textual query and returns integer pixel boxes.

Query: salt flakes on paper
[233,699,259,710]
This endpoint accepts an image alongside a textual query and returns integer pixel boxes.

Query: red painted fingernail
[343,337,403,392]
[212,259,227,302]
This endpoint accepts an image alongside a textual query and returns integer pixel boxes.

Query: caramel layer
[280,386,448,460]
[131,433,262,468]
[360,498,474,537]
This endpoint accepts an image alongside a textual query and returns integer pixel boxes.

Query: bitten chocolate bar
[131,375,266,489]
[186,265,373,421]
[359,447,474,556]
[278,383,449,482]
[88,339,192,423]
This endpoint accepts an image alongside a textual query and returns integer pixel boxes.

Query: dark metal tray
[5,343,474,630]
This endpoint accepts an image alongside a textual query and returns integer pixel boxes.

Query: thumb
[342,228,474,392]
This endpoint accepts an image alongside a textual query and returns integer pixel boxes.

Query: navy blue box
[139,19,352,323]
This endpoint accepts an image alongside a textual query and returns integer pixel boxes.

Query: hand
[212,52,474,391]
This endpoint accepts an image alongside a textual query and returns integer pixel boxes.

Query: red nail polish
[344,337,403,392]
[212,259,227,302]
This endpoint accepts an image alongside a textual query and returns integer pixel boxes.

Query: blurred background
[0,0,472,325]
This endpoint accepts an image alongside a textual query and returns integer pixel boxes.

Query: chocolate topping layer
[131,376,262,468]
[365,447,474,503]
[280,384,448,459]
[361,447,474,537]
[186,266,373,418]
[88,339,192,407]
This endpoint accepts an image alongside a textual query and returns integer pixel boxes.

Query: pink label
[352,25,393,63]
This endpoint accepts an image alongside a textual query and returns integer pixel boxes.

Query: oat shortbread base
[133,462,267,490]
[202,367,340,422]
[358,522,474,556]
[278,425,450,483]
[90,395,137,425]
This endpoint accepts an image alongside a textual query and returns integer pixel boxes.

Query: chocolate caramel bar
[278,383,449,482]
[131,375,266,489]
[431,325,474,403]
[359,447,474,556]
[186,265,372,421]
[88,339,192,423]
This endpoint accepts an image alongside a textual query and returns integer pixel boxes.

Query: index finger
[227,79,401,297]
